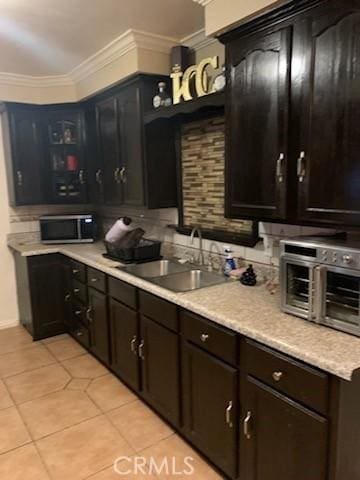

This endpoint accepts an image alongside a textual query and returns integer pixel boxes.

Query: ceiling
[0,0,204,76]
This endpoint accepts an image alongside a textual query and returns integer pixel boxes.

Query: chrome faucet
[190,227,205,266]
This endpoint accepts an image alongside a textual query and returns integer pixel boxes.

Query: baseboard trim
[0,319,20,330]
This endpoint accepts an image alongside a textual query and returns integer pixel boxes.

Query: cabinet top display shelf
[143,91,225,125]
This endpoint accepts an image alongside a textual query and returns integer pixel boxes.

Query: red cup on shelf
[67,155,78,171]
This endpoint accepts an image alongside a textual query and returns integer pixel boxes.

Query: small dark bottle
[240,264,257,286]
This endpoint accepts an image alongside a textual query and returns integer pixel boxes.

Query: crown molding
[181,28,217,50]
[192,0,214,5]
[69,29,178,83]
[0,72,73,88]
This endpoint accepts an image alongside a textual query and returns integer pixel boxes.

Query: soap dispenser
[223,246,236,276]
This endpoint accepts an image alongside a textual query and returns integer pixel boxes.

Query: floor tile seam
[26,410,104,442]
[0,359,59,380]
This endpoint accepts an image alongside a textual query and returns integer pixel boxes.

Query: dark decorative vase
[240,264,257,286]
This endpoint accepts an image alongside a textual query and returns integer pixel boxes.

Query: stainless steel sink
[119,259,191,278]
[151,269,227,292]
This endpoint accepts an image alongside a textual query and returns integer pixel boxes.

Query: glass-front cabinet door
[45,111,86,203]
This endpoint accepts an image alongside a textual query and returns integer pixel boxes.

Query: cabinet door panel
[118,86,144,206]
[182,341,238,479]
[140,315,180,427]
[297,2,360,225]
[88,287,110,365]
[226,26,291,220]
[28,255,68,340]
[96,97,122,204]
[10,111,44,205]
[240,375,328,480]
[110,298,140,391]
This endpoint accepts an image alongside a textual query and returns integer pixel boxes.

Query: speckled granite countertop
[8,240,360,381]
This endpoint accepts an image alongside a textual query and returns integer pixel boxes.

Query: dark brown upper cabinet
[1,105,45,206]
[90,75,177,208]
[1,104,87,205]
[225,26,291,221]
[295,0,360,227]
[222,0,360,228]
[95,96,122,205]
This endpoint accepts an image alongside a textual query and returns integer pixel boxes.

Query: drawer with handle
[180,310,238,366]
[72,279,87,304]
[72,300,87,326]
[87,267,106,293]
[241,339,329,415]
[72,323,90,349]
[139,290,178,332]
[69,259,86,283]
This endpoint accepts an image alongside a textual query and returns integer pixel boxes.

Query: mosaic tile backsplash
[181,116,254,235]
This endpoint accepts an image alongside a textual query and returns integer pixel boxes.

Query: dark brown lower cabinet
[16,254,68,340]
[239,375,328,480]
[109,298,140,391]
[182,341,238,479]
[140,315,180,427]
[88,287,109,365]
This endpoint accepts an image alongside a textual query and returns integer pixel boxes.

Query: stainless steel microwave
[40,214,96,244]
[280,236,360,337]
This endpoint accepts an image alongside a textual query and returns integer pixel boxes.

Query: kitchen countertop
[8,239,360,381]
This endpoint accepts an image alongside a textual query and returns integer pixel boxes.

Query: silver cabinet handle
[86,307,93,323]
[79,169,85,184]
[272,371,283,382]
[297,151,306,182]
[72,269,79,275]
[200,333,209,342]
[16,170,23,187]
[76,331,83,337]
[75,309,82,316]
[64,293,71,302]
[225,401,233,428]
[73,288,80,294]
[276,153,285,183]
[95,169,102,184]
[139,340,145,360]
[243,411,252,439]
[119,166,126,183]
[114,167,121,184]
[90,278,98,283]
[130,335,137,355]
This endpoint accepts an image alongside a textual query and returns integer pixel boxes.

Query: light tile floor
[0,326,223,479]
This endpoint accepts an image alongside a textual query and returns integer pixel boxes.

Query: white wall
[0,118,19,328]
[205,0,283,36]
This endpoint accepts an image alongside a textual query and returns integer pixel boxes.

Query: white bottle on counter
[105,217,132,243]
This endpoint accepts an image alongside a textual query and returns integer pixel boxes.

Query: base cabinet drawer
[108,276,137,309]
[110,298,140,391]
[181,310,238,366]
[241,339,329,415]
[239,375,328,480]
[182,341,238,479]
[72,279,87,304]
[72,323,90,349]
[87,267,106,293]
[69,259,87,283]
[139,290,178,332]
